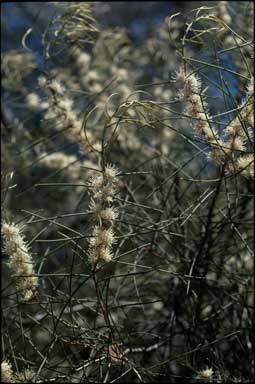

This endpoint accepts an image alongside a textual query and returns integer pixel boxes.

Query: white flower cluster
[175,68,219,144]
[1,360,35,383]
[231,78,254,177]
[225,78,253,152]
[2,222,38,301]
[38,76,81,136]
[176,68,254,178]
[87,164,119,263]
[197,367,214,382]
[1,360,13,383]
[236,154,254,178]
[38,76,101,157]
[214,77,254,176]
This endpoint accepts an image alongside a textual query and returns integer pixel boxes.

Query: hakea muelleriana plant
[38,76,83,139]
[210,77,254,176]
[2,221,38,301]
[87,164,119,263]
[176,67,254,178]
[175,67,219,145]
[228,78,254,177]
[38,76,101,157]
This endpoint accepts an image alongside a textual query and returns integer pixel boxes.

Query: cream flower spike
[87,164,120,263]
[2,221,38,301]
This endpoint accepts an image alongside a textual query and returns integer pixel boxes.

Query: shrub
[1,2,254,382]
